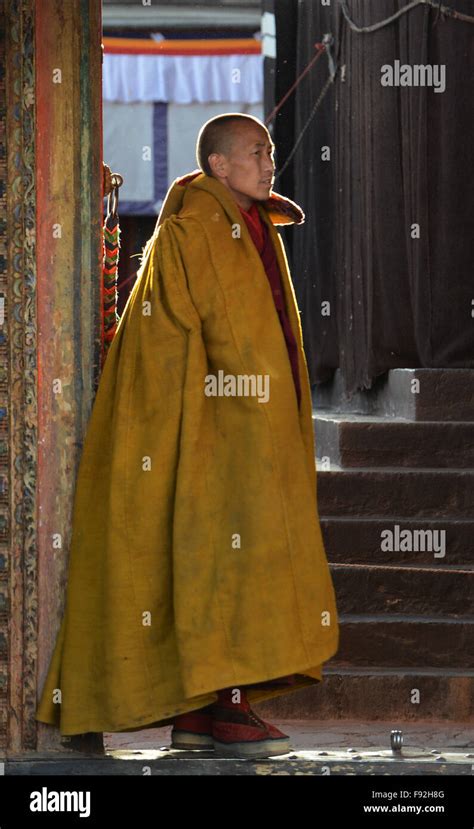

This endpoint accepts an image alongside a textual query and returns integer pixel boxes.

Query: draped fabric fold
[103,53,264,104]
[287,0,474,395]
[36,171,339,735]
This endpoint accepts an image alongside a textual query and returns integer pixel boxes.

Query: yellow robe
[35,170,339,735]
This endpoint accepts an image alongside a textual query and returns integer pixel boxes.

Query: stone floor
[100,719,474,774]
[6,720,473,775]
[105,719,474,754]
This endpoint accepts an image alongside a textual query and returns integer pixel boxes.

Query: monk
[35,113,339,760]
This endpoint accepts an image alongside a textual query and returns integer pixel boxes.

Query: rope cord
[339,0,474,33]
[273,0,473,179]
[273,73,335,182]
[265,42,327,126]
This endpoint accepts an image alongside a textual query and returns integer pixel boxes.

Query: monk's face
[209,124,276,210]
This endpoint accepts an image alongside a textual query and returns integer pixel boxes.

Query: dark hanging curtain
[273,0,474,396]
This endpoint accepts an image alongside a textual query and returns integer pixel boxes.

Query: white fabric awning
[103,53,264,104]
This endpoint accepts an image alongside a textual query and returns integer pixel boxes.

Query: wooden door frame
[1,0,103,756]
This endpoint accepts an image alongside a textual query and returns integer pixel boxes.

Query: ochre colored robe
[35,170,339,735]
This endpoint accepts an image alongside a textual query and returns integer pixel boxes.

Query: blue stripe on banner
[153,102,168,201]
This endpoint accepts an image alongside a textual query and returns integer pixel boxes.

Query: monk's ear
[208,152,227,178]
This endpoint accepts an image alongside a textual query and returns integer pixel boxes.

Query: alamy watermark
[204,370,270,403]
[381,524,446,558]
[381,60,446,93]
[30,788,91,818]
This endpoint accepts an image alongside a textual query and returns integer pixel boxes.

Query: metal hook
[323,33,336,81]
[107,174,123,219]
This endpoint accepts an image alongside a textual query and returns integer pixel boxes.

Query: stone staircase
[258,368,474,723]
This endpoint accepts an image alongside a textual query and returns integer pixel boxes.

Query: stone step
[314,415,474,468]
[330,563,474,617]
[316,468,474,518]
[256,668,474,722]
[313,368,474,421]
[320,517,474,566]
[333,615,474,669]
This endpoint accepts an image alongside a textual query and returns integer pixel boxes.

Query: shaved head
[196,114,271,176]
[195,113,276,210]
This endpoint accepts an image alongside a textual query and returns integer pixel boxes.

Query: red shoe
[212,703,290,759]
[170,704,214,750]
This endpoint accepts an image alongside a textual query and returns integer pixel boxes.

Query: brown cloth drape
[274,0,474,396]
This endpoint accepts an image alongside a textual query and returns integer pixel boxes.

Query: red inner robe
[237,200,301,689]
[238,201,302,410]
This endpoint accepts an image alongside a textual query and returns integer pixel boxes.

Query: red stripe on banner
[103,37,261,56]
[105,46,261,55]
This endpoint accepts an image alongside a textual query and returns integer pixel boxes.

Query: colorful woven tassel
[101,178,122,368]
